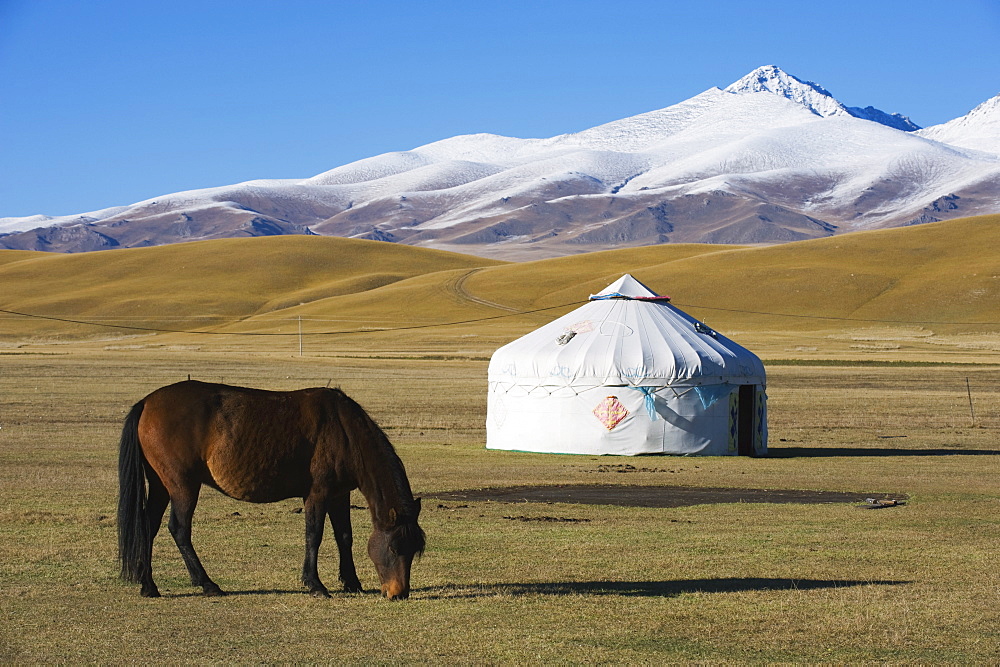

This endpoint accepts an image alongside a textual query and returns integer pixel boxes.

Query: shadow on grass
[768,446,1000,458]
[158,588,307,598]
[151,578,910,600]
[417,577,911,600]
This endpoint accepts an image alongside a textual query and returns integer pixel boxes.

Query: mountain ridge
[2,65,998,258]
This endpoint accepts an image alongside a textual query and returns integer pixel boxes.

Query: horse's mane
[328,388,424,545]
[390,517,426,557]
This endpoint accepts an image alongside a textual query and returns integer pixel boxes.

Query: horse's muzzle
[381,582,410,600]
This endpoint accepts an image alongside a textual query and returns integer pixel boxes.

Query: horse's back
[138,381,345,502]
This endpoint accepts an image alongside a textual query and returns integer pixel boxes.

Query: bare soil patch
[430,484,905,508]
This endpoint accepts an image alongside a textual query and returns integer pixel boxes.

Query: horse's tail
[117,400,150,583]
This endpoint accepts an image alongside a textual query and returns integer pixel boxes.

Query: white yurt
[486,275,767,456]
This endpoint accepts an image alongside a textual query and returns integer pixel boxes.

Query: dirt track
[430,484,905,508]
[446,268,522,312]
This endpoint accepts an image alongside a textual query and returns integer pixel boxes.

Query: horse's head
[367,498,425,600]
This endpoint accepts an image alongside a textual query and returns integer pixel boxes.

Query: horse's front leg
[328,492,363,593]
[301,490,331,598]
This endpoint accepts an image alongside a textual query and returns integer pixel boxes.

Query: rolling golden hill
[2,215,998,360]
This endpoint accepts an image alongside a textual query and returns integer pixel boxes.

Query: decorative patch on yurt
[569,320,594,334]
[491,395,508,427]
[593,396,629,430]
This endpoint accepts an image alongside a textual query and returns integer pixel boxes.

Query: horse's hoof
[342,582,363,594]
[310,587,332,599]
[140,587,161,598]
[202,585,225,597]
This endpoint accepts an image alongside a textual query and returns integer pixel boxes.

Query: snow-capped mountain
[2,66,998,257]
[917,93,1000,155]
[724,65,920,131]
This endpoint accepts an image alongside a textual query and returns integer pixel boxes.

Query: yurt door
[736,385,757,456]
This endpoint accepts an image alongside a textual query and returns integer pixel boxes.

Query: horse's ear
[388,508,397,525]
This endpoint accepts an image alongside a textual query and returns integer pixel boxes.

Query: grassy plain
[2,215,1000,662]
[1,350,998,663]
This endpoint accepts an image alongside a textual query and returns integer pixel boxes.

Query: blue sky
[2,0,998,218]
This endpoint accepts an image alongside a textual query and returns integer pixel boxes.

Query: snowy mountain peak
[942,92,1000,128]
[917,92,1000,154]
[725,65,920,131]
[976,92,1000,113]
[725,65,846,118]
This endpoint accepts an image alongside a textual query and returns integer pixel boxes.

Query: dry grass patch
[4,215,1000,364]
[2,350,999,662]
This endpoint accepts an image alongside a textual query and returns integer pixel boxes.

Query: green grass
[1,350,998,662]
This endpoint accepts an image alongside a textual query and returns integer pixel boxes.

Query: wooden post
[966,377,976,426]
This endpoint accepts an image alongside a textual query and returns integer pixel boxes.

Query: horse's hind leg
[139,477,170,598]
[167,486,224,596]
[328,492,362,593]
[302,490,332,598]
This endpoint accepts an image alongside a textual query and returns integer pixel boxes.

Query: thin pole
[966,377,976,426]
[298,316,303,357]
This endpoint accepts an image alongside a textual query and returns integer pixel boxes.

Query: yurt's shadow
[768,446,1000,458]
[417,577,910,600]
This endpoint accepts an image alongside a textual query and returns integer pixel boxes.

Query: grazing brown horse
[117,380,425,599]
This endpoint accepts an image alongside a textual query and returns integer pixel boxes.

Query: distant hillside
[0,236,502,338]
[2,215,998,357]
[436,213,1000,334]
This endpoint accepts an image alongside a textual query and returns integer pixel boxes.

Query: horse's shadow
[161,588,307,598]
[414,577,911,599]
[155,577,908,599]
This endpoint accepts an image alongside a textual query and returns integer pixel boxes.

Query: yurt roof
[488,274,765,388]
